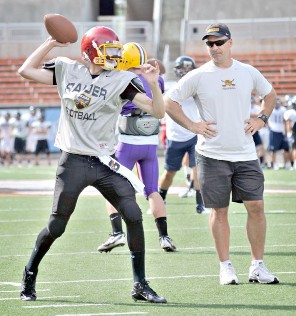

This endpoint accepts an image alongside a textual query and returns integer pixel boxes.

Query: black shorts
[35,139,50,155]
[14,137,26,154]
[196,153,264,208]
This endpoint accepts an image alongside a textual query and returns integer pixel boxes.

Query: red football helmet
[81,26,123,70]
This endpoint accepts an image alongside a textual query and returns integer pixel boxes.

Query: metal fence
[0,20,153,58]
[181,17,296,54]
[184,17,296,40]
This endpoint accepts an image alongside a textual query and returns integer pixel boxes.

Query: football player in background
[268,97,290,169]
[0,112,14,166]
[284,96,296,169]
[158,56,206,213]
[12,112,27,167]
[31,113,52,166]
[25,106,39,166]
[97,42,176,253]
[18,26,167,303]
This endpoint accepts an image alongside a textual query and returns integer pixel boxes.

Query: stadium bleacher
[191,50,296,98]
[0,58,60,107]
[0,50,295,107]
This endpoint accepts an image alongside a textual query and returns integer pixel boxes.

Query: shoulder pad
[130,77,146,94]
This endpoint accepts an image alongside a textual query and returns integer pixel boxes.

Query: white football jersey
[268,106,286,133]
[47,57,137,156]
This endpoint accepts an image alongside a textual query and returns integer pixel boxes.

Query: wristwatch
[257,113,269,124]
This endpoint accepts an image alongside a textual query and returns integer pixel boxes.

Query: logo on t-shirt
[74,93,91,110]
[221,79,236,89]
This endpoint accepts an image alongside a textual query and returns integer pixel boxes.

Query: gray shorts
[196,153,264,208]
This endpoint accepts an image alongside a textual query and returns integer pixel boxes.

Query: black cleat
[131,280,167,303]
[20,267,37,301]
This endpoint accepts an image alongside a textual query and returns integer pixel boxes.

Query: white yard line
[0,180,295,196]
[56,313,147,316]
[0,243,296,259]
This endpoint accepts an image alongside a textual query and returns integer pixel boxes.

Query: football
[147,58,166,75]
[44,14,78,43]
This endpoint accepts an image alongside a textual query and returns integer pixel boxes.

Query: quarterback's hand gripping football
[139,63,160,87]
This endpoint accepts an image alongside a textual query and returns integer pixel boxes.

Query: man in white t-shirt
[164,23,279,286]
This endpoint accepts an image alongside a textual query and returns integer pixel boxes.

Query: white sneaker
[178,188,195,198]
[220,263,239,285]
[97,233,126,253]
[159,236,176,252]
[249,262,279,284]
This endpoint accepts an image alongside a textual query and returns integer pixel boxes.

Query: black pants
[26,151,145,282]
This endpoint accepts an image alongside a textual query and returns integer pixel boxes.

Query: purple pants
[116,142,159,198]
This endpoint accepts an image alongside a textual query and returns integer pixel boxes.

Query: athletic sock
[110,213,123,234]
[131,251,145,283]
[220,260,232,269]
[155,217,168,237]
[196,189,204,207]
[159,188,168,201]
[251,259,263,266]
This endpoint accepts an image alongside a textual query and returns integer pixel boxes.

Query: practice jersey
[268,106,287,133]
[31,120,52,141]
[0,120,13,139]
[13,119,27,139]
[284,108,296,128]
[45,57,138,156]
[166,59,272,162]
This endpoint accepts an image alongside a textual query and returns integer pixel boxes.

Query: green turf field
[0,164,295,316]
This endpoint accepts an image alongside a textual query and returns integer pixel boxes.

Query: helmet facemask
[174,56,196,78]
[91,40,123,70]
[175,61,196,77]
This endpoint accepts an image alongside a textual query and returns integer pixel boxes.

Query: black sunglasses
[205,38,229,48]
